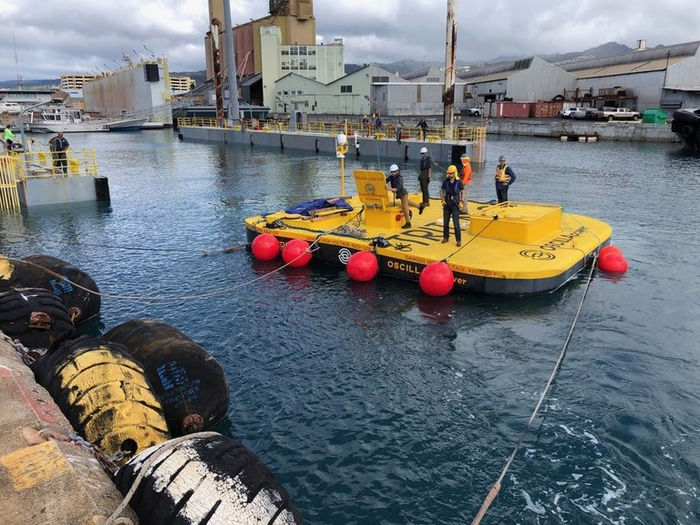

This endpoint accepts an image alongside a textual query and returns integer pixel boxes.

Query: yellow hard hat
[446,165,457,174]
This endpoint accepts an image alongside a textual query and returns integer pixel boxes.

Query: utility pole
[443,0,457,139]
[223,0,240,125]
[209,17,225,127]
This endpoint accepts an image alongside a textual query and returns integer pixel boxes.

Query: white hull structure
[27,108,146,133]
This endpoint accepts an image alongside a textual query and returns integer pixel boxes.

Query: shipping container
[495,102,531,118]
[530,101,563,118]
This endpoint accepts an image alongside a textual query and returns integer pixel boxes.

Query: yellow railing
[0,155,21,212]
[176,117,486,146]
[13,149,99,180]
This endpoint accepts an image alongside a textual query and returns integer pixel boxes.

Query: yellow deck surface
[245,193,611,282]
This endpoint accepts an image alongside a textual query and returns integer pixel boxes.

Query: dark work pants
[419,173,430,204]
[443,204,461,241]
[497,186,509,203]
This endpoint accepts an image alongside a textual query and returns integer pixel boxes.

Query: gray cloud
[1,0,698,81]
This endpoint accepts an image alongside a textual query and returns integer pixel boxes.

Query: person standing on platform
[49,132,70,174]
[416,118,428,140]
[494,155,516,203]
[362,115,370,136]
[3,125,14,151]
[418,147,432,207]
[396,120,404,144]
[459,153,473,215]
[375,115,382,134]
[440,165,465,246]
[386,164,422,229]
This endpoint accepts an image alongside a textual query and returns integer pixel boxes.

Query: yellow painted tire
[33,335,170,460]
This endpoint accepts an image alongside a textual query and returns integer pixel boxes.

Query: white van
[0,102,22,114]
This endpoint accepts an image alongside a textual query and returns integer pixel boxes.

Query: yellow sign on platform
[0,441,72,490]
[354,170,389,209]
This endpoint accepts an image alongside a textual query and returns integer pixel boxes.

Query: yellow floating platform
[245,169,612,294]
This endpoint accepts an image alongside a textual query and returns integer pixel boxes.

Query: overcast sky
[1,0,698,81]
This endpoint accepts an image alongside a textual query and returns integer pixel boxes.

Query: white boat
[27,107,146,133]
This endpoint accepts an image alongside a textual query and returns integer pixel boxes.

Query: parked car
[0,102,22,114]
[571,108,597,120]
[559,107,588,118]
[596,107,641,121]
[465,106,483,117]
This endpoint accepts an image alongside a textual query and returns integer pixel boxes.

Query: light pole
[336,133,348,198]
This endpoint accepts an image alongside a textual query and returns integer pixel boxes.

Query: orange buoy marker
[599,245,622,259]
[419,261,454,296]
[282,239,312,267]
[598,253,628,273]
[346,251,378,282]
[251,233,280,261]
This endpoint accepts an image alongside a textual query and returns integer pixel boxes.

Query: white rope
[103,432,220,525]
[471,252,599,524]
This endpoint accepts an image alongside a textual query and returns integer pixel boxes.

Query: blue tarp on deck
[285,198,353,216]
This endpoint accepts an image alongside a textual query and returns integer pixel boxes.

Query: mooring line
[471,252,599,524]
[1,231,242,256]
[0,246,318,302]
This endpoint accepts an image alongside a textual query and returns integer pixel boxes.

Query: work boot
[419,203,425,215]
[402,222,412,229]
[456,241,462,247]
[441,238,448,243]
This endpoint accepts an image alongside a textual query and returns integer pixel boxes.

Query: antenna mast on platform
[13,32,23,90]
[443,0,457,137]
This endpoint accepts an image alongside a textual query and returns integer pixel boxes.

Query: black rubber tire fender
[113,433,303,525]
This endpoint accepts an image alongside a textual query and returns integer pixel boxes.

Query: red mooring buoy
[282,239,312,267]
[419,262,454,296]
[598,253,628,273]
[599,245,622,259]
[346,251,378,282]
[251,233,280,261]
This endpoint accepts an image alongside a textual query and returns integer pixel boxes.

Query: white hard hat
[420,147,428,154]
[389,164,399,172]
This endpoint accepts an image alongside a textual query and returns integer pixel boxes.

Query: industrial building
[260,26,344,109]
[458,57,576,114]
[206,0,316,106]
[170,76,196,94]
[82,59,173,126]
[60,74,98,91]
[562,40,700,112]
[456,39,700,116]
[274,64,405,116]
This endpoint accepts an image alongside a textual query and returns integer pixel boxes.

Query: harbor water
[2,130,698,524]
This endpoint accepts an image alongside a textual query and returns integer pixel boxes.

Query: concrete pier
[179,118,679,165]
[180,126,478,165]
[486,118,679,143]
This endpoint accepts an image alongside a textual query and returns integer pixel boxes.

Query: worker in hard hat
[418,146,432,206]
[459,153,472,215]
[494,155,516,203]
[386,164,422,229]
[440,165,466,246]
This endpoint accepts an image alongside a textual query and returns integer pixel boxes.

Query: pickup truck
[596,107,641,121]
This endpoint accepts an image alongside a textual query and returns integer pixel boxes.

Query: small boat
[26,107,146,133]
[244,160,612,295]
[671,108,700,149]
